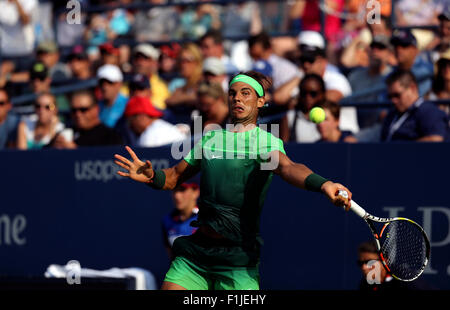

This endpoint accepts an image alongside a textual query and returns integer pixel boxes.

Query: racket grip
[338,190,367,218]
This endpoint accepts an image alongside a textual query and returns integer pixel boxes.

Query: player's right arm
[114,146,200,190]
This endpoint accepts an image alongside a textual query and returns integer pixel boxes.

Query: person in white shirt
[299,45,359,134]
[0,0,37,58]
[247,32,303,96]
[125,96,186,148]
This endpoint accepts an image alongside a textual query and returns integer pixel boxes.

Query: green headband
[229,74,264,97]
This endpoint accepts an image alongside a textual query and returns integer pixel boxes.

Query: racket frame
[348,200,431,282]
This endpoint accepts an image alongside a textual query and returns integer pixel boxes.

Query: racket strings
[380,220,428,280]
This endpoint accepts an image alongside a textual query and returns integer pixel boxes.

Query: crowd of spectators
[0,0,450,151]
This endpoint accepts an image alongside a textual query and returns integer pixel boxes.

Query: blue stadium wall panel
[0,143,449,289]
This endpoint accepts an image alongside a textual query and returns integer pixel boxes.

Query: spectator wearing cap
[381,69,448,142]
[273,31,339,106]
[36,41,72,82]
[68,45,93,81]
[199,29,239,75]
[28,61,71,117]
[159,43,181,83]
[0,0,37,71]
[29,62,51,95]
[196,82,229,131]
[390,29,433,96]
[114,73,153,146]
[97,64,129,128]
[125,96,186,147]
[348,35,394,129]
[162,182,200,260]
[275,31,359,135]
[99,42,121,67]
[133,44,170,110]
[248,31,303,104]
[0,88,20,149]
[51,90,123,149]
[202,57,228,93]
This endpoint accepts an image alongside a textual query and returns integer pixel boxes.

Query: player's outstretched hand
[114,146,154,183]
[321,181,352,211]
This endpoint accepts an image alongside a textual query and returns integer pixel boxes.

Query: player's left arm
[272,151,352,209]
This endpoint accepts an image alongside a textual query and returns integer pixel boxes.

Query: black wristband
[147,170,166,190]
[305,173,329,192]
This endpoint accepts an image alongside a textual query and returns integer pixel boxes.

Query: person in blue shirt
[97,64,129,128]
[162,182,200,260]
[0,88,19,149]
[381,69,448,142]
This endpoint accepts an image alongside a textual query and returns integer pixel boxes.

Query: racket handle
[338,190,367,218]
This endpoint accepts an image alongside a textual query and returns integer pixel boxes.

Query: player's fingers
[114,154,132,166]
[117,171,130,177]
[114,160,130,171]
[125,145,140,162]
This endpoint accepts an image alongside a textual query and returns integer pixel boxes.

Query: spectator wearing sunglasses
[17,93,73,150]
[381,69,448,142]
[51,90,123,149]
[0,88,20,149]
[28,61,71,119]
[295,33,360,136]
[284,74,325,143]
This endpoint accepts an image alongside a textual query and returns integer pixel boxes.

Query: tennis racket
[338,190,431,282]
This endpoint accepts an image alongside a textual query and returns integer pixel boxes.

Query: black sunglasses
[301,90,320,98]
[71,105,94,113]
[388,92,402,100]
[300,55,317,64]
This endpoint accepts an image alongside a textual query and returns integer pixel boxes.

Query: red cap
[99,42,120,56]
[125,96,163,118]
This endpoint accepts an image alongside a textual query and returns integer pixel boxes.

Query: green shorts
[163,256,260,290]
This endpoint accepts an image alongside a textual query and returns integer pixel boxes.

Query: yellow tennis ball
[309,107,326,124]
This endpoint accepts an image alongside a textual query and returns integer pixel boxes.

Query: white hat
[297,31,325,49]
[134,44,160,60]
[97,64,123,83]
[203,57,225,75]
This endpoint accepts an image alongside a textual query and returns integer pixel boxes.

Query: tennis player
[114,71,352,290]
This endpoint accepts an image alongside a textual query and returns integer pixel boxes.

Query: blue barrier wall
[1,143,449,289]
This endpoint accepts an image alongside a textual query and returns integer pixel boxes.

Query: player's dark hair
[248,31,271,50]
[358,240,378,254]
[385,69,418,89]
[236,70,272,98]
